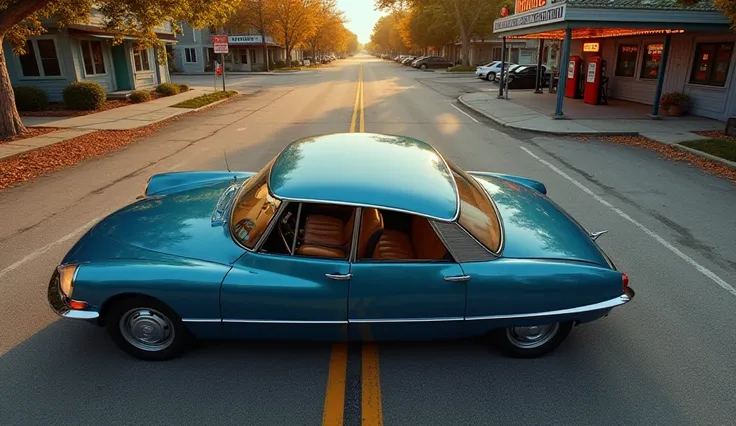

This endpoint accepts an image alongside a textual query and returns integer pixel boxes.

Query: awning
[67,24,177,43]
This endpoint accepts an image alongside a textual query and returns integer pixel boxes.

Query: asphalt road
[1,55,735,425]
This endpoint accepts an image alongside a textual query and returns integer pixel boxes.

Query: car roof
[268,133,460,221]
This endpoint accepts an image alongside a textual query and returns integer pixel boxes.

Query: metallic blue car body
[49,133,633,350]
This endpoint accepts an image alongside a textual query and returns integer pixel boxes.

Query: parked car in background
[476,61,516,81]
[410,56,429,67]
[401,56,417,65]
[496,64,524,82]
[505,65,551,89]
[412,56,454,70]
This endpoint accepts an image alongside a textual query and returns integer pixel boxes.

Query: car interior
[259,203,452,262]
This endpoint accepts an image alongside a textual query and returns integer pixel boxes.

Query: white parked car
[476,61,517,81]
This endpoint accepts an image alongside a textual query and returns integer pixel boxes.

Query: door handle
[326,273,352,281]
[444,275,470,282]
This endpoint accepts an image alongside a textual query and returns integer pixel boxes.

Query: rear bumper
[47,271,99,321]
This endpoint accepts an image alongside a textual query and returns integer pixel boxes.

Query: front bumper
[47,270,99,320]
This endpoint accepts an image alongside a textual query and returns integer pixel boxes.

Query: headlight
[57,264,78,298]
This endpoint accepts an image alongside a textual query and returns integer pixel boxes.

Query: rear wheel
[490,321,573,358]
[420,64,428,70]
[105,296,190,361]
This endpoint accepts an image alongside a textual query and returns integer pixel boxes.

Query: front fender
[144,171,255,196]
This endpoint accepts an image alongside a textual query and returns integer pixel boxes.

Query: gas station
[492,0,736,122]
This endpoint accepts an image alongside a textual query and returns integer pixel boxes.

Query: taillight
[622,273,629,292]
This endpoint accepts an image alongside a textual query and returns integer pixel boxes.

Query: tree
[306,0,345,57]
[231,0,273,71]
[369,12,409,55]
[376,0,504,66]
[265,0,318,67]
[677,0,736,29]
[0,0,242,139]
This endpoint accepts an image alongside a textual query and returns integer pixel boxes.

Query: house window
[134,49,151,72]
[640,43,663,79]
[615,44,639,77]
[690,42,734,87]
[18,39,61,77]
[80,40,106,75]
[240,50,248,64]
[184,47,197,63]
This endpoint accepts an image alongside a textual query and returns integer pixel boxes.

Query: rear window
[448,163,502,253]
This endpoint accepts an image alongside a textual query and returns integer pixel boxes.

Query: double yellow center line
[322,64,383,426]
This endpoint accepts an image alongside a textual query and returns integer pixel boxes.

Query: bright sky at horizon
[337,0,387,44]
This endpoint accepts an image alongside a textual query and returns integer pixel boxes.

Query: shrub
[62,81,106,110]
[155,82,180,96]
[177,84,190,92]
[14,86,48,111]
[274,59,287,69]
[660,92,691,108]
[129,90,152,103]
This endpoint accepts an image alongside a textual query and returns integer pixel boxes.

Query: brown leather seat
[357,208,384,258]
[373,217,448,260]
[297,208,383,259]
[302,213,355,247]
[297,245,346,258]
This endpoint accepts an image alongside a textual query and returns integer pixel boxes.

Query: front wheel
[105,296,191,361]
[420,64,427,70]
[490,321,572,358]
[486,72,496,81]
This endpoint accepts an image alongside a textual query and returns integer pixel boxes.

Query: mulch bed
[584,135,736,184]
[20,100,133,117]
[0,94,240,190]
[692,130,736,143]
[1,127,59,144]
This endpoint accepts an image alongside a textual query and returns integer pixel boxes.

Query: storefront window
[615,44,638,77]
[81,40,106,75]
[640,44,663,79]
[690,42,733,87]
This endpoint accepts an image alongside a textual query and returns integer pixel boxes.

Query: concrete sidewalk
[1,89,230,161]
[459,92,723,142]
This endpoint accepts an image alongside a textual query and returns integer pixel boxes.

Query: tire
[487,72,496,81]
[420,64,427,70]
[489,321,573,358]
[105,296,191,361]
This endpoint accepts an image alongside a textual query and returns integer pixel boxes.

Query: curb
[458,94,736,170]
[457,95,638,137]
[672,143,736,169]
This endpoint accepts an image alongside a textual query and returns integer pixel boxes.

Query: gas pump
[565,55,584,99]
[584,57,608,105]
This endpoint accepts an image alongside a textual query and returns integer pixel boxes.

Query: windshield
[230,160,282,249]
[447,162,502,253]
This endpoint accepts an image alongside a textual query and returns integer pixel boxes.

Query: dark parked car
[412,56,454,70]
[505,65,551,89]
[401,56,417,65]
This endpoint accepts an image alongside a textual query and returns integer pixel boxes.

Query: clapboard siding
[686,86,728,117]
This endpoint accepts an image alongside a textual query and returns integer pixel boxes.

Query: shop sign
[228,35,264,44]
[494,4,566,32]
[583,42,600,53]
[515,0,547,14]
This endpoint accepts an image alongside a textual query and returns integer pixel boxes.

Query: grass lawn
[680,138,736,162]
[172,91,238,108]
[273,67,302,72]
[447,65,476,72]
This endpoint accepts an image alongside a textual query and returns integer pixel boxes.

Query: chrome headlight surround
[57,264,79,299]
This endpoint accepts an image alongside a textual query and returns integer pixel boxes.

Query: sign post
[212,35,229,91]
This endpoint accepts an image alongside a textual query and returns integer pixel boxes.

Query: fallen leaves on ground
[20,100,133,117]
[598,135,736,184]
[1,127,59,144]
[692,130,736,143]
[0,95,242,191]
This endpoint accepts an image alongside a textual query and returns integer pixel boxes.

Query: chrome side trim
[222,319,348,324]
[444,275,470,282]
[62,310,100,320]
[276,196,455,223]
[349,317,464,323]
[466,291,634,321]
[182,318,222,323]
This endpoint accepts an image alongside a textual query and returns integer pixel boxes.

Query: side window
[356,208,452,262]
[259,202,356,260]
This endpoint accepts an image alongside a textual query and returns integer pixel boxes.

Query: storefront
[227,35,283,72]
[492,0,736,121]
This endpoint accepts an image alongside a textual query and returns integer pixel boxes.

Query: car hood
[471,174,610,267]
[88,179,246,265]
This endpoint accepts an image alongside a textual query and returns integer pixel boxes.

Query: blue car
[48,133,634,361]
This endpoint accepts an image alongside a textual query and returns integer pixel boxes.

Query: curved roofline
[265,132,462,222]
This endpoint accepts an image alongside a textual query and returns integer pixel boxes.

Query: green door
[111,45,131,90]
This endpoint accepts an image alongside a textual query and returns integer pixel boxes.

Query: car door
[348,208,467,341]
[221,201,354,341]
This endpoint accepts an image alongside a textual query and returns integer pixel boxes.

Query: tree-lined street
[1,56,735,425]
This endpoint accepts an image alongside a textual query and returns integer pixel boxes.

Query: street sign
[212,35,229,54]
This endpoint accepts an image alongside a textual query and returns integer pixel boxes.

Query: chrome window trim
[465,292,633,321]
[454,222,500,259]
[436,152,462,222]
[251,201,289,252]
[290,202,303,255]
[349,317,463,323]
[467,174,505,256]
[428,220,459,263]
[276,196,455,223]
[223,319,347,324]
[349,207,363,263]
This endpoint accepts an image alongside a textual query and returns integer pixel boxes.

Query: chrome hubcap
[120,308,175,352]
[506,323,559,349]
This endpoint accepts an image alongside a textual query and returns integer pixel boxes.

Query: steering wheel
[278,212,296,253]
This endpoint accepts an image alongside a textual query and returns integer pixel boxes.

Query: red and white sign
[212,35,229,54]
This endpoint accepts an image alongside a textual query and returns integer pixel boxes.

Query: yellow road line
[361,343,383,426]
[359,66,365,133]
[322,343,348,426]
[350,65,363,133]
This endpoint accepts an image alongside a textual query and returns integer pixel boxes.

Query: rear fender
[144,171,255,196]
[468,171,547,195]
